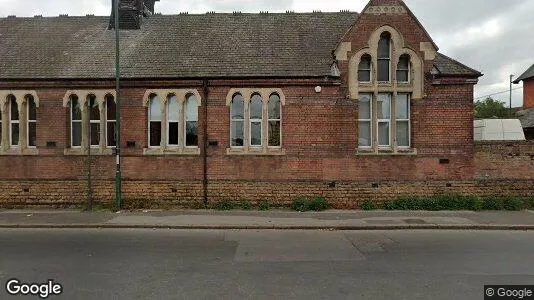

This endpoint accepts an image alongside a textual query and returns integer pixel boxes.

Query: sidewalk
[1,209,534,230]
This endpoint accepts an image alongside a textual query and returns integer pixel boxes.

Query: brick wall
[523,78,534,109]
[475,141,534,180]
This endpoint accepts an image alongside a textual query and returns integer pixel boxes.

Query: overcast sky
[1,0,532,107]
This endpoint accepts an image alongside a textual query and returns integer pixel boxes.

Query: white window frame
[184,94,199,149]
[148,95,162,149]
[8,96,19,148]
[105,96,117,148]
[70,97,82,149]
[358,54,372,83]
[249,94,263,148]
[88,96,100,148]
[396,93,411,149]
[358,93,373,149]
[377,33,391,83]
[396,55,411,84]
[27,97,37,148]
[230,93,245,149]
[166,94,179,147]
[377,93,392,148]
[267,93,282,148]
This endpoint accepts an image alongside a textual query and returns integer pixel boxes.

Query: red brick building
[514,64,534,139]
[0,0,492,207]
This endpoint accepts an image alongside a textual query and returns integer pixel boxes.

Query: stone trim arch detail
[142,89,202,107]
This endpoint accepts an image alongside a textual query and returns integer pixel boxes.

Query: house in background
[513,64,534,139]
[0,0,493,207]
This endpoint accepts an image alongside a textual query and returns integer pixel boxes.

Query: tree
[474,97,508,119]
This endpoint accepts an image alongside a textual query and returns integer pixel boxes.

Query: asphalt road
[0,229,533,300]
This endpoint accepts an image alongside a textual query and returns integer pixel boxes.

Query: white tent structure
[474,119,526,141]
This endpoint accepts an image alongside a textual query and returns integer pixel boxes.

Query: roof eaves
[513,64,534,84]
[437,52,483,77]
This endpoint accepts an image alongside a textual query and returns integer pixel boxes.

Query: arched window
[27,95,37,148]
[185,94,198,147]
[88,95,100,147]
[397,54,410,83]
[106,95,116,147]
[231,94,244,147]
[149,94,162,147]
[377,32,391,82]
[8,95,19,147]
[358,54,372,83]
[250,93,263,147]
[167,94,179,146]
[268,93,281,147]
[70,95,82,147]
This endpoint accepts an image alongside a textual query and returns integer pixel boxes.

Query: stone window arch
[0,90,40,155]
[225,88,286,155]
[142,89,202,155]
[397,54,411,83]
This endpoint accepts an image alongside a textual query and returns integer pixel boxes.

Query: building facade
[0,0,498,208]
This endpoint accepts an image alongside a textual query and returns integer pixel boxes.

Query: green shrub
[360,200,376,211]
[215,200,235,211]
[383,201,396,210]
[258,200,270,211]
[239,200,253,210]
[291,197,330,212]
[482,196,505,210]
[502,196,524,211]
[528,198,534,210]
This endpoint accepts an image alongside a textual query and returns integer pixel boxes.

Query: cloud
[0,0,531,107]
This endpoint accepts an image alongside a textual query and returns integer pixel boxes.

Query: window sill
[356,148,417,156]
[143,147,201,156]
[226,147,286,156]
[64,148,113,156]
[0,147,39,156]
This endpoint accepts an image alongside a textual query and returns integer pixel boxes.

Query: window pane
[358,121,371,147]
[397,121,410,147]
[397,94,410,119]
[358,56,371,69]
[10,98,19,120]
[149,96,162,121]
[398,56,409,69]
[378,33,390,58]
[28,97,37,121]
[396,70,408,82]
[149,121,161,147]
[29,122,36,147]
[251,122,262,146]
[89,96,99,121]
[90,123,100,146]
[107,122,116,147]
[378,122,390,146]
[358,70,371,82]
[268,121,281,147]
[11,123,19,146]
[268,94,281,119]
[71,97,81,121]
[186,95,198,122]
[378,60,390,82]
[168,122,178,145]
[231,120,244,147]
[106,97,116,121]
[231,94,244,119]
[377,94,391,119]
[250,94,262,119]
[359,94,372,119]
[72,122,82,147]
[186,121,198,147]
[167,96,179,121]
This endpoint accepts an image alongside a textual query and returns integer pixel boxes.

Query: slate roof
[0,13,481,80]
[433,53,482,77]
[513,64,534,84]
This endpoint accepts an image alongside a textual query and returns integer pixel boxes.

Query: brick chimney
[109,0,159,30]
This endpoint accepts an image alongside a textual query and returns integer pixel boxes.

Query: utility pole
[114,0,122,210]
[510,74,514,117]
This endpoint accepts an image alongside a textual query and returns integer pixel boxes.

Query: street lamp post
[114,0,122,210]
[510,74,514,117]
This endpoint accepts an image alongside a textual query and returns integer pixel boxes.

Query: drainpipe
[202,79,209,208]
